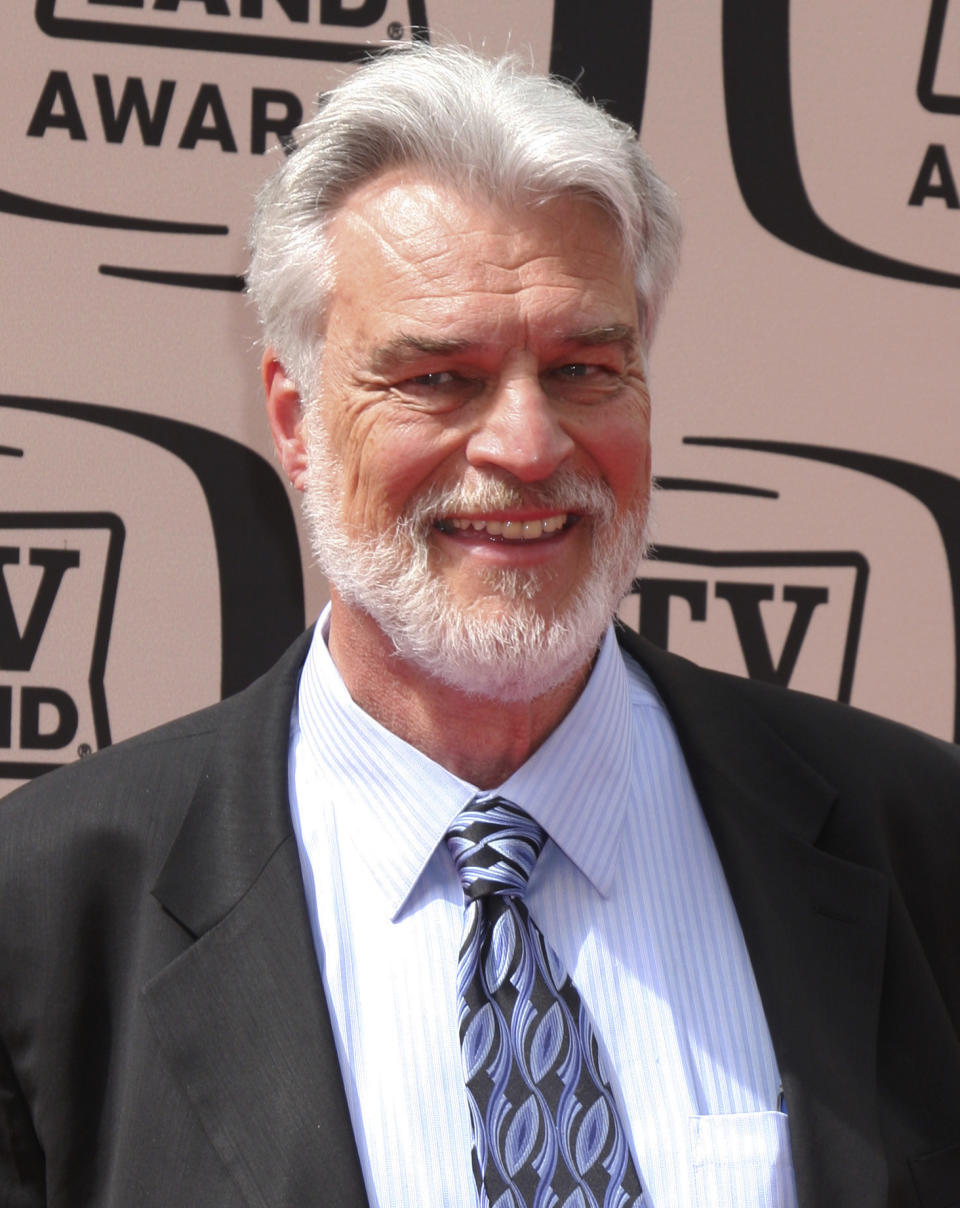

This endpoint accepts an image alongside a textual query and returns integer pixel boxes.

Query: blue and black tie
[445,794,644,1208]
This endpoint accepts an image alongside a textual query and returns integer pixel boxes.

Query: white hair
[246,43,681,393]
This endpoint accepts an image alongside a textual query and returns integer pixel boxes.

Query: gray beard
[302,433,649,702]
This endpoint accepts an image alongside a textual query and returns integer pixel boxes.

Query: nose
[465,374,575,483]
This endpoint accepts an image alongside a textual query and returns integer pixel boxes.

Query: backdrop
[3,0,960,795]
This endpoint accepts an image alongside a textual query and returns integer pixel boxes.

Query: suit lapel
[621,629,890,1208]
[145,630,370,1208]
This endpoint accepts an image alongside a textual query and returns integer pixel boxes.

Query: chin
[423,645,594,704]
[380,585,615,704]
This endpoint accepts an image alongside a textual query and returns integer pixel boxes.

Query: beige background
[2,1,959,795]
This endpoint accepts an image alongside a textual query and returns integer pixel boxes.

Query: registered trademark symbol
[77,743,92,759]
[387,21,404,39]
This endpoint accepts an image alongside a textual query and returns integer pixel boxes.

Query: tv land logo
[0,394,305,782]
[22,0,650,154]
[29,0,650,127]
[0,515,122,780]
[668,437,960,743]
[623,550,867,704]
[25,0,429,175]
[721,0,960,289]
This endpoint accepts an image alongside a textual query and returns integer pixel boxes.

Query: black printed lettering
[94,75,177,146]
[0,548,81,673]
[239,0,309,18]
[635,578,708,650]
[27,70,88,141]
[153,0,231,14]
[250,87,302,153]
[19,687,79,751]
[320,0,387,27]
[178,82,238,151]
[908,144,960,209]
[714,582,829,687]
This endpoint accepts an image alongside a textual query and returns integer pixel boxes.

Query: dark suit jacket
[1,627,959,1207]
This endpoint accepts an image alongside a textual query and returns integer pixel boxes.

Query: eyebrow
[370,334,473,374]
[369,323,639,374]
[569,324,638,351]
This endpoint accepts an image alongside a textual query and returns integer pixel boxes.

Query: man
[1,44,959,1208]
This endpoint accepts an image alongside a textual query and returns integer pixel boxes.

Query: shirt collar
[297,607,636,916]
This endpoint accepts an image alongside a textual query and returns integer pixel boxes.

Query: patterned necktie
[445,794,644,1208]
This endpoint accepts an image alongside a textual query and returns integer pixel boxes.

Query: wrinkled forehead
[327,166,628,273]
[322,168,635,332]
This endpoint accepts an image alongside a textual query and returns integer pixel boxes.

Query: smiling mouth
[435,514,573,541]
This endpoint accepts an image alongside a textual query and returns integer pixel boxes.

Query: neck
[325,595,594,788]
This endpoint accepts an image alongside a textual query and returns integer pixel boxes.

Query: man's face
[301,169,652,700]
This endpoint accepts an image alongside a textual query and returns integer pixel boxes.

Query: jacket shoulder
[616,622,960,780]
[0,626,313,877]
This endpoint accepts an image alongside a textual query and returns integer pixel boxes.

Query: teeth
[445,514,568,540]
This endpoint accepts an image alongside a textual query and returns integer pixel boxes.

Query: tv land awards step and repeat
[3,1,960,793]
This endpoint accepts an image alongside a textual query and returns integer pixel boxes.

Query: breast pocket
[690,1111,798,1208]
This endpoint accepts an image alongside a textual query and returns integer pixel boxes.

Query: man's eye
[553,363,613,380]
[395,370,479,410]
[406,371,459,388]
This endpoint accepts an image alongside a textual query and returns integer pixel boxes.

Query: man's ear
[263,349,309,491]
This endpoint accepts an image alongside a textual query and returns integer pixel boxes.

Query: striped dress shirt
[288,607,798,1207]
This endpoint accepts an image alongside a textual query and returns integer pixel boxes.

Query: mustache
[404,470,619,528]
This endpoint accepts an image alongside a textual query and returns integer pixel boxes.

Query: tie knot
[445,795,546,900]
